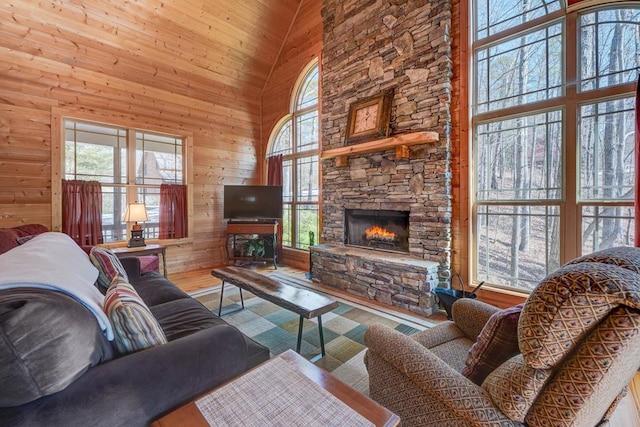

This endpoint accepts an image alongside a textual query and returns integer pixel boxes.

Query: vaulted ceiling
[2,0,304,106]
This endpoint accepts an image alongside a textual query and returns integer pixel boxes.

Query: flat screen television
[223,185,283,220]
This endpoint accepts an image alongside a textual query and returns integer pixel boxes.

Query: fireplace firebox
[344,209,410,253]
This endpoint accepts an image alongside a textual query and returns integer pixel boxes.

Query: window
[472,2,639,291]
[267,60,320,250]
[64,120,185,242]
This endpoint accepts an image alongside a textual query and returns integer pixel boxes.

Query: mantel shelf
[320,131,439,166]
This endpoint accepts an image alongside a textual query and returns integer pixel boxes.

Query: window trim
[51,108,194,246]
[469,2,639,292]
[266,58,320,251]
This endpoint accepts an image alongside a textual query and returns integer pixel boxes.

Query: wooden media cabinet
[225,220,278,269]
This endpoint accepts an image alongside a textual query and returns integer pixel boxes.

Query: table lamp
[124,202,149,247]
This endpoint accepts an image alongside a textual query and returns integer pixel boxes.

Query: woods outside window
[268,60,320,250]
[471,1,639,291]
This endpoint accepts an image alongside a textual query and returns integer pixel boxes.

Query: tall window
[64,120,184,242]
[472,1,639,291]
[268,60,320,250]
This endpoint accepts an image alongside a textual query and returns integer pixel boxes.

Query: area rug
[193,272,426,395]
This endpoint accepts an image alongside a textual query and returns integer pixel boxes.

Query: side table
[111,244,167,277]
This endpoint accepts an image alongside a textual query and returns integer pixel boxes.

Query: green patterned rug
[193,273,426,395]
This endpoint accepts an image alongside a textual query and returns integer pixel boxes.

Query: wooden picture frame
[345,89,393,145]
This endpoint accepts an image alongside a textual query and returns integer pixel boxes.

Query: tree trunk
[600,13,624,249]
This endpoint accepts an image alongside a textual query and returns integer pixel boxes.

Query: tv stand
[228,219,277,224]
[225,220,278,269]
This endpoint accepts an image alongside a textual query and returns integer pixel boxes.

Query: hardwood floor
[169,265,640,425]
[167,265,226,295]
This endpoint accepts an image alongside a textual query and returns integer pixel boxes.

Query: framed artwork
[345,89,394,145]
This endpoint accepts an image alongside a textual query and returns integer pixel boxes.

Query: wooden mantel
[320,131,439,166]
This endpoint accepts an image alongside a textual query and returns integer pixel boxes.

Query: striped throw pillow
[104,275,167,354]
[90,247,129,294]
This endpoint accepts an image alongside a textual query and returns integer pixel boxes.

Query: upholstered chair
[364,246,640,426]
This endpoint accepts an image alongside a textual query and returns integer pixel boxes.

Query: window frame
[266,59,320,251]
[470,1,639,292]
[52,108,194,246]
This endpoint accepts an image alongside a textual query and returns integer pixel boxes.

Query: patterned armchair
[364,247,640,426]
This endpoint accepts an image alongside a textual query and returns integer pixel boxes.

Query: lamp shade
[123,203,149,223]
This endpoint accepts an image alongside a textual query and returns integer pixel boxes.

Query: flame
[365,225,396,241]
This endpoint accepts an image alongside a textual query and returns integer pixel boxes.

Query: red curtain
[159,184,187,239]
[267,154,283,186]
[62,180,104,245]
[635,75,640,247]
[267,155,284,259]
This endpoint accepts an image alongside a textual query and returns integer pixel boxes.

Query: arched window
[471,1,639,291]
[268,60,320,250]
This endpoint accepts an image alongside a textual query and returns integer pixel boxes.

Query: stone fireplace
[312,0,452,316]
[345,209,410,253]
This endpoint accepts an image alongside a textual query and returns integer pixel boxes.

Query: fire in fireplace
[345,209,410,253]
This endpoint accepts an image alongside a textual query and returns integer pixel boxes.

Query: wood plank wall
[451,0,467,283]
[260,0,323,271]
[0,0,302,273]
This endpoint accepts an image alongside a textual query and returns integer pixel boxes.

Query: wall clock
[345,89,394,145]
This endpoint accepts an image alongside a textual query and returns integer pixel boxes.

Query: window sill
[470,284,528,309]
[101,237,193,249]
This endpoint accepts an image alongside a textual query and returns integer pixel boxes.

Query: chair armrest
[365,323,513,424]
[409,320,466,349]
[452,298,501,341]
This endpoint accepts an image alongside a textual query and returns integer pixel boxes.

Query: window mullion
[473,98,565,123]
[125,130,137,240]
[564,11,579,263]
[291,113,298,248]
[472,10,565,51]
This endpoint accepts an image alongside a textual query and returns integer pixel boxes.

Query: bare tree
[600,10,625,249]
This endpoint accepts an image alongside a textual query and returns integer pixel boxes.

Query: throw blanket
[0,232,114,341]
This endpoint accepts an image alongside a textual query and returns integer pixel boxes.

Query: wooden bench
[211,266,338,360]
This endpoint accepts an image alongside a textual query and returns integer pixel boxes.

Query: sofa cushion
[150,298,229,341]
[132,271,190,307]
[150,297,270,370]
[104,276,167,354]
[0,228,20,255]
[15,235,37,245]
[0,290,113,407]
[90,247,129,294]
[462,303,523,385]
[13,224,49,237]
[519,261,640,369]
[0,224,49,256]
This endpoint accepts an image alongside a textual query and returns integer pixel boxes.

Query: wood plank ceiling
[2,0,301,105]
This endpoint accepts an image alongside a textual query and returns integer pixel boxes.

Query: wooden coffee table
[152,350,399,427]
[211,266,338,360]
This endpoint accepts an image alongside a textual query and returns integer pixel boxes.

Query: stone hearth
[311,245,440,316]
